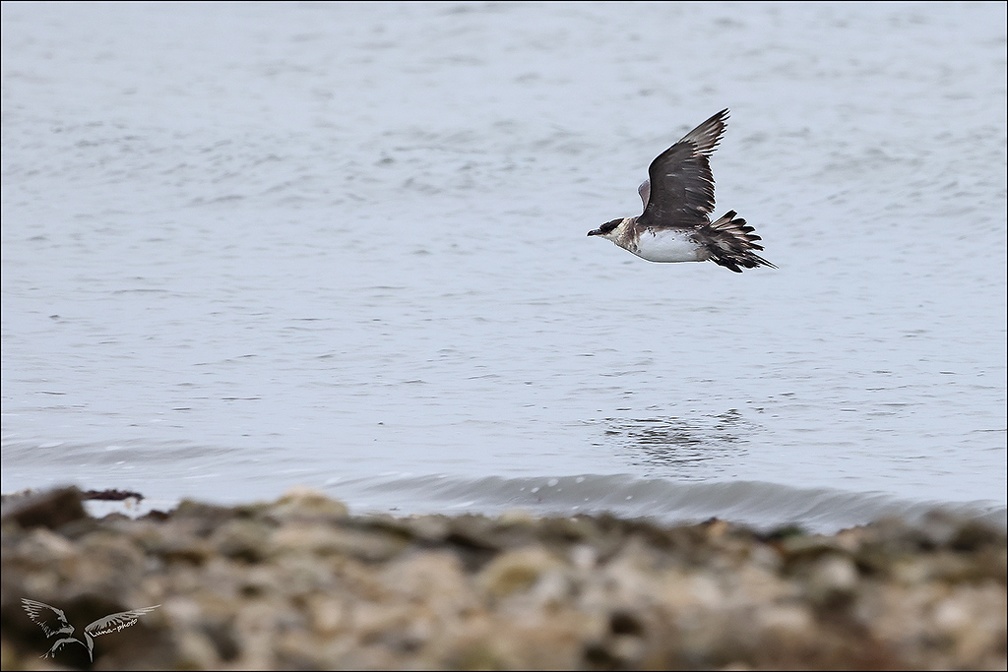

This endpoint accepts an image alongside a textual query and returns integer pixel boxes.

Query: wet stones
[1,487,1005,670]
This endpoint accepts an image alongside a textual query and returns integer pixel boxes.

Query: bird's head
[587,218,624,240]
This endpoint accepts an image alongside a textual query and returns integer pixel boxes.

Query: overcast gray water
[2,2,1006,532]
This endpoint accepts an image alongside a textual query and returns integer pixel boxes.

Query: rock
[1,487,88,530]
[0,488,1004,670]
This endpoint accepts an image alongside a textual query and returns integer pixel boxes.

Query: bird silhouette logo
[21,597,160,661]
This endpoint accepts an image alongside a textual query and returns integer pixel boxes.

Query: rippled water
[2,2,1006,532]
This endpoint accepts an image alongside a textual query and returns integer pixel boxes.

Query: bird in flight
[21,597,160,661]
[588,109,775,273]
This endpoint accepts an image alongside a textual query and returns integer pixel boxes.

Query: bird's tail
[703,211,777,273]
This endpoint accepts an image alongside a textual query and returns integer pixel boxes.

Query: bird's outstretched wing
[84,605,161,638]
[637,108,729,229]
[638,178,651,209]
[21,598,73,638]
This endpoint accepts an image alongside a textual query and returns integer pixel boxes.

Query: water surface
[2,2,1006,532]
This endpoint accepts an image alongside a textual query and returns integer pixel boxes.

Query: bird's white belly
[632,229,703,263]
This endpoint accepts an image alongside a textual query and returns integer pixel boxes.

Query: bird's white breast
[632,228,703,263]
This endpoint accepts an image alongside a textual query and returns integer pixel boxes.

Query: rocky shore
[1,486,1005,670]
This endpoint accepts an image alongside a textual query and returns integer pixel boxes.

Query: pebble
[1,487,1004,670]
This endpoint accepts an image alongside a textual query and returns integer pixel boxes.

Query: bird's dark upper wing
[637,108,729,229]
[638,179,651,209]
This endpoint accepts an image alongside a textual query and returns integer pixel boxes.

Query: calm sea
[2,2,1005,532]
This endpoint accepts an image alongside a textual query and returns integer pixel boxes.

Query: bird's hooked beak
[589,218,622,237]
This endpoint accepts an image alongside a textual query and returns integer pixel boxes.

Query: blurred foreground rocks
[1,486,1005,670]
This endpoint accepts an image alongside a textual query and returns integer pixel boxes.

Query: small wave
[331,473,1007,534]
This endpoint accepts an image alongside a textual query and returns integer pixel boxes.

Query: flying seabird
[588,109,776,273]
